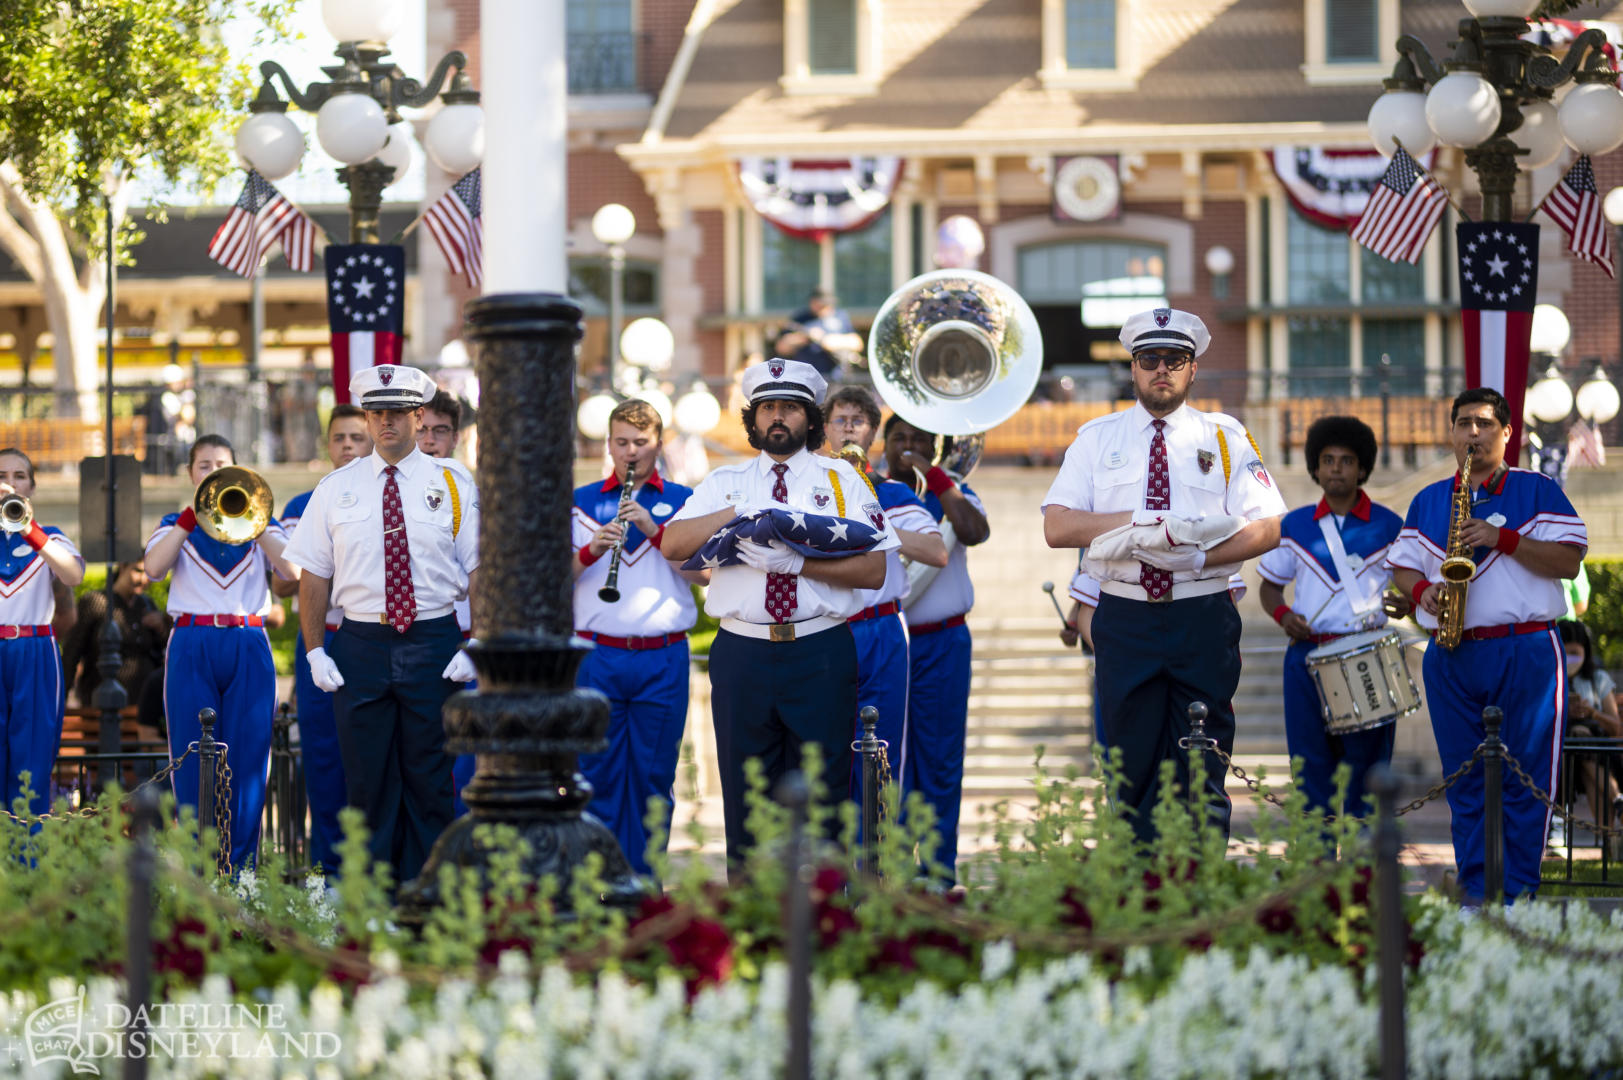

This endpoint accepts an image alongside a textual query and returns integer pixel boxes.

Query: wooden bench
[51,705,169,801]
[1276,397,1453,466]
[0,417,148,469]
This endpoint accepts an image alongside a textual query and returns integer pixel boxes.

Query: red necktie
[382,465,416,633]
[1140,419,1173,600]
[765,462,798,623]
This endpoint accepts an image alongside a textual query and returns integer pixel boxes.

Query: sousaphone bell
[194,465,274,544]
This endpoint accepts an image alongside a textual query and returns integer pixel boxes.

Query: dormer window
[1302,0,1397,86]
[782,0,881,95]
[1040,0,1134,91]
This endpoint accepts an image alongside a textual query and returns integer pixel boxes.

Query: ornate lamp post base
[397,293,646,925]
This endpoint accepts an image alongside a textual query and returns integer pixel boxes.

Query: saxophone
[1435,445,1477,650]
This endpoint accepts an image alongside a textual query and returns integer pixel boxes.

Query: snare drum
[1303,629,1422,735]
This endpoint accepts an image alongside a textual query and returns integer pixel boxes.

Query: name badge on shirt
[1345,553,1364,571]
[10,543,28,558]
[725,491,746,506]
[652,502,673,517]
[425,487,445,512]
[1106,451,1126,469]
[1486,512,1507,528]
[336,492,357,509]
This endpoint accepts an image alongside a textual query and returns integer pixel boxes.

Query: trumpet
[597,460,640,603]
[0,492,31,534]
[194,465,274,545]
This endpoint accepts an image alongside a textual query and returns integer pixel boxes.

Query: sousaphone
[866,269,1042,603]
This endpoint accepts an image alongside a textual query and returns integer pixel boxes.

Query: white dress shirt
[1042,401,1286,586]
[1069,567,1245,608]
[283,449,480,620]
[672,447,900,623]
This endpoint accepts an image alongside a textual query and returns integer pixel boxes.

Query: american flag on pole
[208,170,316,277]
[325,244,406,403]
[1536,154,1614,279]
[1458,221,1540,462]
[1349,147,1448,265]
[421,169,483,289]
[1568,417,1607,468]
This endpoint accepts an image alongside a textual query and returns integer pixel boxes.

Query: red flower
[872,937,917,972]
[154,917,209,982]
[665,917,734,997]
[327,937,373,989]
[1184,932,1213,952]
[1257,901,1296,936]
[1058,886,1094,931]
[809,866,847,903]
[1349,866,1373,907]
[479,934,534,966]
[1139,870,1163,913]
[1405,933,1425,970]
[816,905,858,947]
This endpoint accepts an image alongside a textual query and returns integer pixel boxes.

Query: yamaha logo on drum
[1356,659,1380,710]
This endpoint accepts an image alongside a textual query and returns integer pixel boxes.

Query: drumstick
[1040,581,1069,625]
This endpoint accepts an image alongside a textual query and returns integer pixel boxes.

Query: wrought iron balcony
[568,31,642,96]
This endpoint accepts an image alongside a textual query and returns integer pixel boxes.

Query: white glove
[1164,514,1244,550]
[1131,547,1206,573]
[1131,511,1168,528]
[735,538,805,575]
[307,647,344,693]
[441,648,477,683]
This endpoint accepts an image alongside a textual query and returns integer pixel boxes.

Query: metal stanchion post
[778,772,812,1080]
[1178,701,1215,818]
[124,787,160,1080]
[857,705,881,876]
[1482,706,1505,904]
[1367,763,1407,1080]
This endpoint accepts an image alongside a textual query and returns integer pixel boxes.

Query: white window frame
[1040,0,1136,92]
[781,0,882,97]
[1301,0,1399,87]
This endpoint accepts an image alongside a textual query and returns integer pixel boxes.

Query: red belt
[1306,631,1348,645]
[577,630,686,650]
[325,622,342,633]
[908,613,967,637]
[0,625,51,640]
[848,600,902,623]
[175,614,265,628]
[1453,620,1556,643]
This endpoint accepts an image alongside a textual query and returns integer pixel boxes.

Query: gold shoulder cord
[442,468,462,537]
[827,469,847,517]
[1215,429,1232,485]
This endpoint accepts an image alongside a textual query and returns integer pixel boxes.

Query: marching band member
[284,365,480,885]
[1256,416,1408,818]
[275,404,372,871]
[823,387,947,807]
[571,399,701,875]
[883,413,990,881]
[1388,387,1587,903]
[1042,309,1285,843]
[0,448,84,816]
[663,359,898,866]
[145,435,296,867]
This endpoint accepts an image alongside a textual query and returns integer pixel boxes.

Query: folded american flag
[681,508,884,571]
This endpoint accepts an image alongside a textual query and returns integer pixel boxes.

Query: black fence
[1547,735,1623,890]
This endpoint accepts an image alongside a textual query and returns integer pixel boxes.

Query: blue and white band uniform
[571,468,695,875]
[1386,466,1587,900]
[902,483,982,626]
[858,479,940,610]
[146,512,285,867]
[0,526,81,816]
[1257,492,1404,817]
[282,449,480,616]
[1258,493,1403,636]
[670,448,901,621]
[572,470,698,637]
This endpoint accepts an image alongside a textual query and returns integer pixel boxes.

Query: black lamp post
[94,189,127,757]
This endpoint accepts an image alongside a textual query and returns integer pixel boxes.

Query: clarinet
[597,460,639,603]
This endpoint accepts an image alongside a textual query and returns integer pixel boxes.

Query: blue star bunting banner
[681,508,884,571]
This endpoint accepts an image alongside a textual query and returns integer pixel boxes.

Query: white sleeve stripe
[1256,565,1292,587]
[1280,538,1336,589]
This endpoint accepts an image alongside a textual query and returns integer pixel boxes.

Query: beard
[760,424,808,455]
[1136,380,1189,412]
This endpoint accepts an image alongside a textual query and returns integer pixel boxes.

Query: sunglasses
[1133,354,1193,372]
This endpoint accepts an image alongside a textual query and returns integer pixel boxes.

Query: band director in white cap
[283,363,481,885]
[663,357,899,867]
[1041,308,1285,844]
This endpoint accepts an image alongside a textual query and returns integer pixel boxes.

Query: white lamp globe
[1560,82,1623,156]
[1513,100,1566,170]
[321,0,402,43]
[1203,245,1235,277]
[577,393,619,440]
[374,123,413,182]
[621,317,676,372]
[1605,185,1623,225]
[1530,303,1572,355]
[674,382,722,435]
[424,103,485,175]
[235,111,304,180]
[1527,366,1574,424]
[1425,71,1503,148]
[1368,89,1437,157]
[630,387,674,428]
[591,203,636,247]
[1577,368,1621,424]
[1462,0,1539,14]
[315,92,388,165]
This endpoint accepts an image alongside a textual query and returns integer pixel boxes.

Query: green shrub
[1585,559,1623,672]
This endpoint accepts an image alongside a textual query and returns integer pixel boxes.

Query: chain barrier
[1500,749,1623,838]
[0,746,195,827]
[1214,744,1484,824]
[212,741,234,873]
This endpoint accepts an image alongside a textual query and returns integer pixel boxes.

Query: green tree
[0,0,292,418]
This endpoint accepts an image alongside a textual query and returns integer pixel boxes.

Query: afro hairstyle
[1304,415,1378,484]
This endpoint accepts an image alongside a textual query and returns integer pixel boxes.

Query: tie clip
[384,525,405,534]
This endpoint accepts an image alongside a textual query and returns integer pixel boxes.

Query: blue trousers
[904,621,972,877]
[165,626,276,867]
[1423,627,1565,901]
[0,637,64,817]
[329,615,461,885]
[850,613,909,809]
[1094,592,1240,843]
[576,640,690,875]
[294,628,348,872]
[709,624,857,866]
[1283,640,1397,817]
